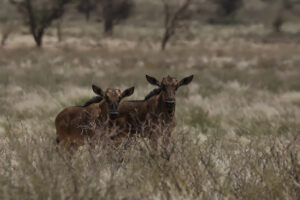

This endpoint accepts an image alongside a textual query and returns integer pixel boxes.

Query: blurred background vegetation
[0,0,299,200]
[1,0,300,48]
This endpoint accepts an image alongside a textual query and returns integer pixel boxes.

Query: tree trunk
[85,0,91,21]
[104,18,114,35]
[57,20,62,42]
[1,32,9,46]
[161,30,171,51]
[35,35,43,47]
[103,0,114,35]
[85,10,90,21]
[33,29,44,47]
[273,16,284,33]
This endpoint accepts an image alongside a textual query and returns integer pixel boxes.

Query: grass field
[0,21,300,199]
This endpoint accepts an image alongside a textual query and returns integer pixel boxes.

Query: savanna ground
[1,5,300,200]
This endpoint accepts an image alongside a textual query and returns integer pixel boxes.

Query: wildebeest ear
[146,75,160,86]
[121,87,135,99]
[177,75,194,88]
[92,84,104,97]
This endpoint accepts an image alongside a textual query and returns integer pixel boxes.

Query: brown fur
[55,86,134,150]
[55,100,109,147]
[117,75,194,143]
[118,92,176,140]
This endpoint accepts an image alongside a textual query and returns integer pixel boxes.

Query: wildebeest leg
[56,136,60,144]
[56,138,71,159]
[113,130,132,149]
[149,139,158,151]
[69,142,79,153]
[162,126,172,146]
[149,130,158,151]
[57,138,79,157]
[143,117,158,151]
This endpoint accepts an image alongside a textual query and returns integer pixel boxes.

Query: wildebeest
[117,75,194,145]
[55,85,134,150]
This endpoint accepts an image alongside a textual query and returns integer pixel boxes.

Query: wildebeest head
[92,85,135,120]
[146,75,194,114]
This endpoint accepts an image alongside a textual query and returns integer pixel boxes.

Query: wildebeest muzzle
[109,103,119,120]
[165,99,176,114]
[109,111,119,120]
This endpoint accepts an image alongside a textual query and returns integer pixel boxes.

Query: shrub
[10,0,71,47]
[212,0,243,17]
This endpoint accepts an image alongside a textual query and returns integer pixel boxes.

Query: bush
[212,0,243,17]
[77,0,97,21]
[1,122,299,199]
[99,0,135,35]
[10,0,71,47]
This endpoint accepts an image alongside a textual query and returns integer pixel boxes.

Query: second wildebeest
[55,85,134,150]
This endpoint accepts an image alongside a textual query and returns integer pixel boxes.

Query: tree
[212,0,243,17]
[77,0,96,21]
[262,0,300,33]
[98,0,134,35]
[1,22,17,46]
[161,0,193,50]
[10,0,71,47]
[0,0,19,46]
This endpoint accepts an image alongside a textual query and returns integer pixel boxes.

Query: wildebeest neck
[82,96,103,107]
[157,93,176,119]
[97,100,110,121]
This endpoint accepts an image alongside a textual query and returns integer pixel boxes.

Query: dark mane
[144,88,161,100]
[125,88,161,103]
[81,96,103,107]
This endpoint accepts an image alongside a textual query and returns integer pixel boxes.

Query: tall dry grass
[0,21,300,199]
[1,120,299,199]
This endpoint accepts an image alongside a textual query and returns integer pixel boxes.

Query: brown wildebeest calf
[55,85,134,150]
[117,75,193,145]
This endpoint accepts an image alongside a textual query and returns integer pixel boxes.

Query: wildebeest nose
[109,112,119,120]
[111,103,118,110]
[165,99,176,105]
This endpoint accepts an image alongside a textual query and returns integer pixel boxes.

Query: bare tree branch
[161,0,193,50]
[10,0,71,47]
